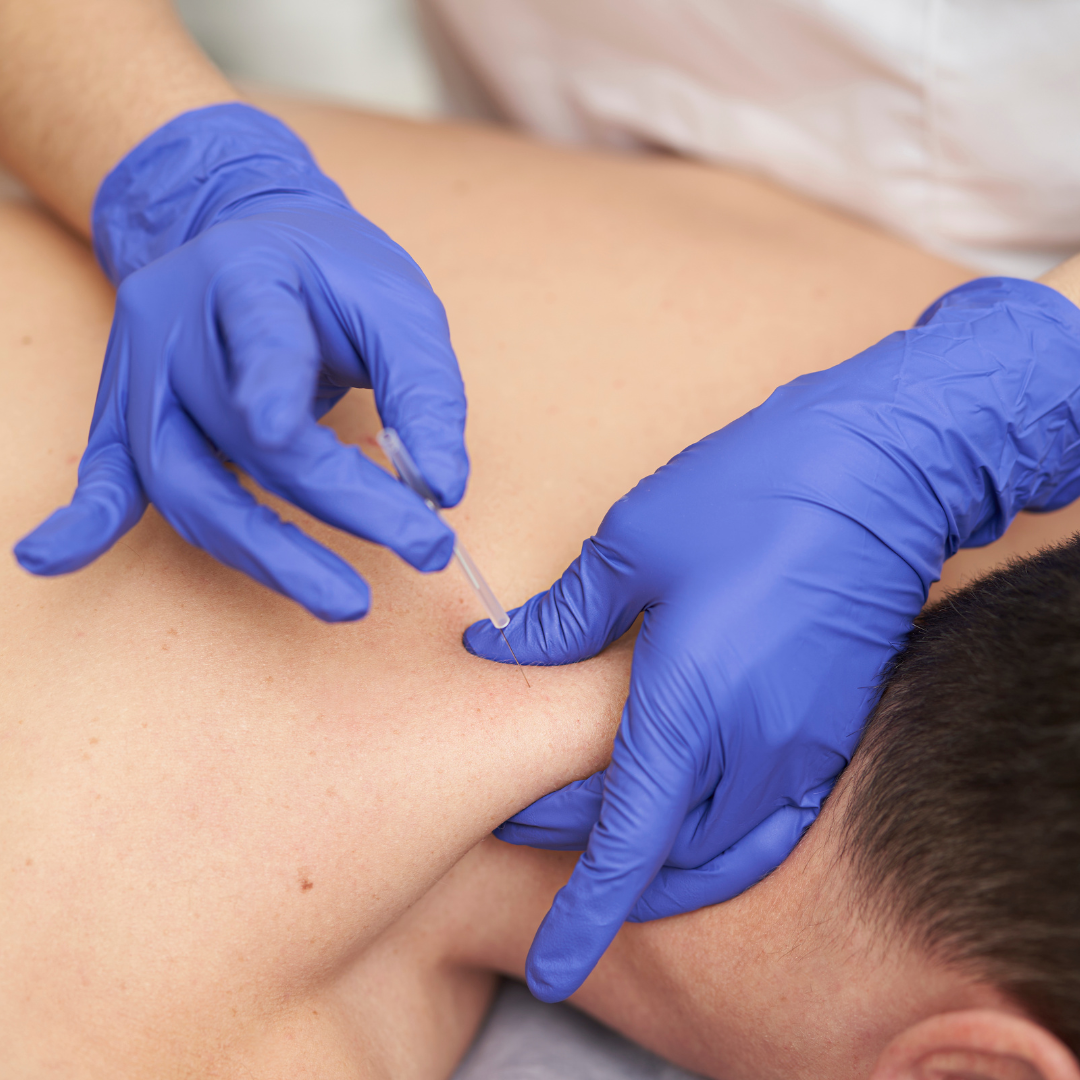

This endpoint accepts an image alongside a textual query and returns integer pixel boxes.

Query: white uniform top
[425,0,1080,276]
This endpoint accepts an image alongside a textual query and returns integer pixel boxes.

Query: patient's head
[830,535,1080,1079]
[842,534,1080,1049]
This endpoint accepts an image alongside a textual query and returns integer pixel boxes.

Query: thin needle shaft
[376,428,530,687]
[499,627,531,687]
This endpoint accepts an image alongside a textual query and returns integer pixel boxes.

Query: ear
[872,1010,1080,1080]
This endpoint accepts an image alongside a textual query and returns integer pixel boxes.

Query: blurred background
[174,0,458,118]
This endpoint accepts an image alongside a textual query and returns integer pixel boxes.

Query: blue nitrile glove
[14,104,467,620]
[464,276,1080,1002]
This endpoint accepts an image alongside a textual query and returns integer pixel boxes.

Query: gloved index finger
[523,698,694,1002]
[224,419,457,576]
[356,281,469,510]
[142,401,373,622]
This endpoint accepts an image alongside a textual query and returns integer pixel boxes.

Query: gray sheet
[452,980,705,1080]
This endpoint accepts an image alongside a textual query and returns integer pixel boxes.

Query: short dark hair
[841,533,1080,1053]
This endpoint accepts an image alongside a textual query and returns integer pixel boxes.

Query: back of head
[841,535,1080,1053]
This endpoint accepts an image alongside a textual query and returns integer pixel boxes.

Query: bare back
[1,100,1070,1078]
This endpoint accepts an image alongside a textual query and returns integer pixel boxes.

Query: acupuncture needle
[376,428,530,687]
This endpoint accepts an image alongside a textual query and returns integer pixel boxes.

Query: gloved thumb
[494,771,606,850]
[463,536,642,665]
[14,438,147,575]
[213,258,322,452]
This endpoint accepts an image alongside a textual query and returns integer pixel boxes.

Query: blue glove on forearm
[464,276,1080,1002]
[14,103,468,620]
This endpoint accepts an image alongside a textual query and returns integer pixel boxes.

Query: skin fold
[2,99,1080,1079]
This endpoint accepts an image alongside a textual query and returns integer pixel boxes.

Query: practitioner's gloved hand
[14,104,467,620]
[464,277,1080,1002]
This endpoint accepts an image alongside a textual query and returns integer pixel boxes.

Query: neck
[606,798,1013,1080]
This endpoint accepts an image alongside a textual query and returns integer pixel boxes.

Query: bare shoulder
[0,98,990,1077]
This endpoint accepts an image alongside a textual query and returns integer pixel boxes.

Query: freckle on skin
[25,858,32,867]
[89,737,98,745]
[300,878,314,891]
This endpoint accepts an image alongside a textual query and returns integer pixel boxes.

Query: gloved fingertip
[309,595,370,623]
[243,392,307,451]
[525,970,569,1005]
[427,462,469,511]
[299,576,371,623]
[378,492,456,573]
[395,428,468,511]
[13,503,115,577]
[491,821,548,846]
[492,820,592,851]
[523,900,601,1003]
[408,526,455,574]
[256,403,300,450]
[524,946,585,1004]
[461,617,503,660]
[13,533,57,576]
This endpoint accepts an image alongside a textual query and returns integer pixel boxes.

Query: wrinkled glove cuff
[91,102,350,284]
[908,276,1080,537]
[741,274,1080,593]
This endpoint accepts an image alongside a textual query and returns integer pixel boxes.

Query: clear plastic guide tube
[376,429,528,683]
[376,427,508,628]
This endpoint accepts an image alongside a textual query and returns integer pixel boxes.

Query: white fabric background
[178,0,1080,276]
[427,0,1080,276]
[174,0,445,117]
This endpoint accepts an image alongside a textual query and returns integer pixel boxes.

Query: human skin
[0,0,233,233]
[3,99,1080,1079]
